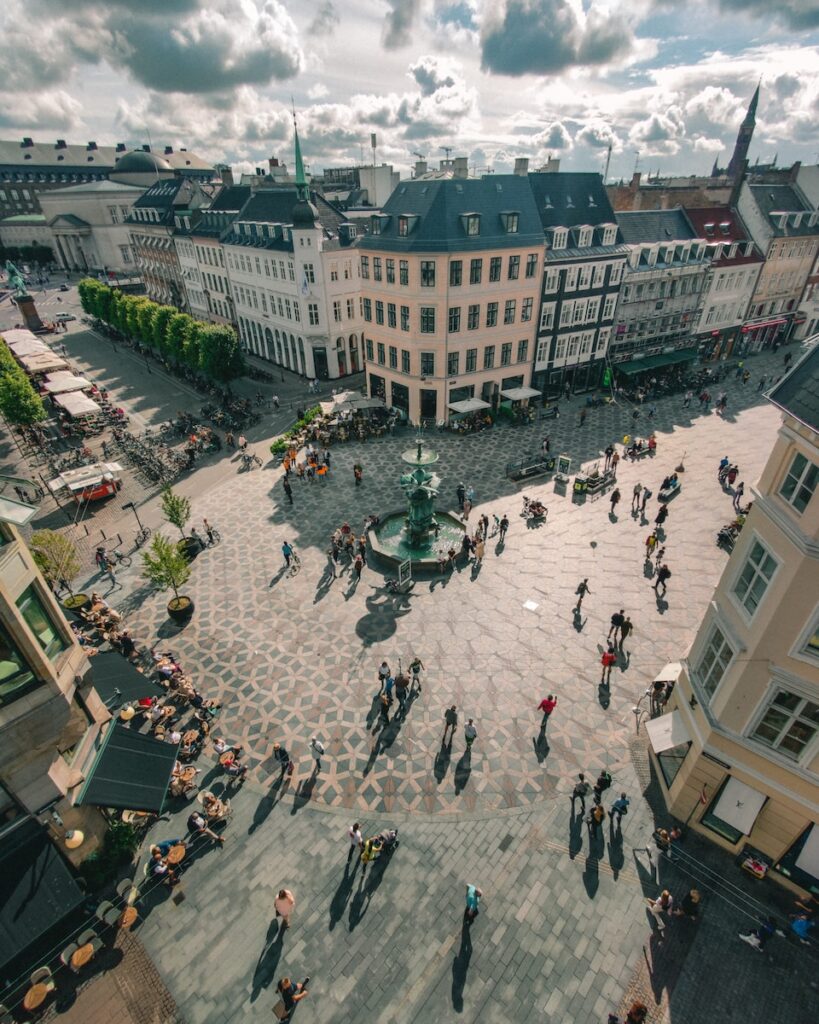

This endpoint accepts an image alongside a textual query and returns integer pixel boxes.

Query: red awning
[742,319,787,333]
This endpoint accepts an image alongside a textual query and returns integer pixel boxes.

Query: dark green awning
[614,348,698,376]
[90,650,165,706]
[78,723,179,813]
[0,818,85,969]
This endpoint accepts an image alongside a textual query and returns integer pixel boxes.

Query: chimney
[115,142,127,152]
[142,144,151,152]
[630,171,641,191]
[86,141,97,151]
[453,156,469,179]
[55,140,67,149]
[269,157,279,169]
[414,159,427,177]
[514,157,529,176]
[164,145,173,155]
[219,166,234,187]
[790,160,801,183]
[21,137,33,147]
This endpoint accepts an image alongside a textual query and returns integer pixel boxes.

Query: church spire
[292,103,308,202]
[746,80,760,122]
[727,81,760,183]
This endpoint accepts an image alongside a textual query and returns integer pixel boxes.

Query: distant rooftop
[768,342,819,433]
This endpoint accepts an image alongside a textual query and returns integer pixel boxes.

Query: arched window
[297,337,305,376]
[264,327,274,362]
[349,334,358,350]
[289,333,297,372]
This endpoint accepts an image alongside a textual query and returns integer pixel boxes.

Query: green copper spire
[293,106,308,202]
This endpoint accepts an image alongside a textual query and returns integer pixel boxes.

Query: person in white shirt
[347,822,362,863]
[310,737,325,772]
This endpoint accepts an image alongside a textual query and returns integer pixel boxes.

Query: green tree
[199,324,246,382]
[165,313,193,363]
[0,368,47,425]
[29,530,81,592]
[141,533,191,604]
[151,305,175,351]
[160,486,191,538]
[182,319,203,370]
[136,298,156,343]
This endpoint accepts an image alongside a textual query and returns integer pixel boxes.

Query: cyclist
[203,518,216,545]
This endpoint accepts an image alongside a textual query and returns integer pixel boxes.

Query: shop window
[700,778,747,845]
[656,742,691,789]
[773,824,819,893]
[16,586,67,660]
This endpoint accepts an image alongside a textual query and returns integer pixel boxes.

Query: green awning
[78,723,179,813]
[90,650,165,706]
[614,348,698,376]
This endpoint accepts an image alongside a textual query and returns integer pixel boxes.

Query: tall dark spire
[292,102,308,202]
[726,81,760,182]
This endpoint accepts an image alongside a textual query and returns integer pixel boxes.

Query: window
[489,257,501,282]
[363,298,372,322]
[751,689,819,761]
[448,307,461,332]
[360,256,369,279]
[470,259,482,285]
[387,303,397,328]
[389,345,397,369]
[565,266,578,291]
[398,217,409,236]
[420,352,435,376]
[0,622,39,707]
[483,345,495,369]
[366,338,374,360]
[502,212,519,233]
[400,260,409,286]
[373,257,382,282]
[693,624,734,699]
[508,255,520,280]
[377,342,385,365]
[733,539,778,617]
[467,304,480,330]
[333,300,342,323]
[486,302,498,327]
[525,254,538,278]
[308,303,320,326]
[119,245,132,264]
[609,263,623,286]
[779,452,818,514]
[578,265,592,289]
[421,261,436,287]
[592,264,606,288]
[500,342,512,366]
[540,303,555,330]
[420,307,436,333]
[400,305,410,331]
[330,263,338,282]
[466,348,477,372]
[305,263,315,283]
[448,352,459,376]
[544,269,559,292]
[602,295,616,320]
[386,259,395,284]
[347,298,355,319]
[17,587,67,660]
[502,300,515,325]
[552,228,568,250]
[450,260,462,286]
[517,339,528,363]
[401,350,410,373]
[465,214,480,235]
[375,300,384,325]
[521,297,533,322]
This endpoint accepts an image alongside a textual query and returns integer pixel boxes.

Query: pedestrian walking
[442,705,458,745]
[283,478,293,504]
[273,742,293,778]
[609,488,621,515]
[353,463,363,486]
[542,436,551,455]
[673,889,701,920]
[464,884,482,923]
[575,578,590,610]
[474,537,485,565]
[579,408,587,427]
[384,674,395,702]
[654,546,665,568]
[647,890,673,935]
[608,609,625,641]
[282,540,293,567]
[647,404,656,420]
[618,616,633,650]
[538,694,557,729]
[462,498,472,521]
[274,888,296,930]
[456,483,466,510]
[631,483,642,512]
[645,532,658,559]
[727,464,739,486]
[784,350,793,368]
[353,553,363,579]
[756,376,766,392]
[310,737,324,772]
[464,718,477,750]
[654,503,669,528]
[587,802,606,837]
[571,773,590,813]
[683,389,693,408]
[609,792,630,826]
[378,660,391,691]
[733,481,745,510]
[203,518,215,545]
[654,564,671,595]
[738,917,776,951]
[395,671,408,712]
[640,486,652,514]
[409,656,424,692]
[379,691,391,724]
[274,976,309,1020]
[347,822,362,863]
[601,645,617,686]
[611,450,620,475]
[604,444,614,471]
[499,514,509,540]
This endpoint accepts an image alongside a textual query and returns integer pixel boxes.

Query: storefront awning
[741,319,786,333]
[645,710,691,753]
[712,777,767,835]
[54,391,101,417]
[0,818,85,970]
[7,337,50,357]
[448,398,491,414]
[89,650,165,706]
[42,372,93,394]
[614,348,699,376]
[795,824,819,878]
[18,352,69,374]
[500,386,541,401]
[1,328,41,348]
[654,662,682,684]
[78,723,179,813]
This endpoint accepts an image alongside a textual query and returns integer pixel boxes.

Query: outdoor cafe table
[167,844,186,866]
[176,766,197,784]
[23,983,50,1011]
[181,730,200,746]
[120,906,138,930]
[219,752,235,766]
[71,943,95,969]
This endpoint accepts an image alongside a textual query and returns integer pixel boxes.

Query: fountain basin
[368,509,466,571]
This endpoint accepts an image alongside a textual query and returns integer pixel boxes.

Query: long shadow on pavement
[451,918,473,1012]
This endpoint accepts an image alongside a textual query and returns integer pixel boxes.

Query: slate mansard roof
[615,208,697,245]
[223,187,352,253]
[768,342,819,434]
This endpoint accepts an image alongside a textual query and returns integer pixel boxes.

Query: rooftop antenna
[603,141,612,183]
[440,145,453,161]
[145,126,160,183]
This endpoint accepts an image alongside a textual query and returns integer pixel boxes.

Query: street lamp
[122,501,148,544]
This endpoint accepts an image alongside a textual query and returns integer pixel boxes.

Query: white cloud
[308,83,330,100]
[0,90,85,131]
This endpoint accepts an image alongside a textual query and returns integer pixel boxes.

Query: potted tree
[29,530,88,613]
[141,534,193,622]
[160,486,199,561]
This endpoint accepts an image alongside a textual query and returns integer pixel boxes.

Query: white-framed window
[333,300,342,322]
[792,608,819,666]
[535,339,548,364]
[559,302,573,328]
[540,303,555,331]
[592,264,605,288]
[609,262,624,286]
[732,538,778,618]
[596,326,611,352]
[578,265,592,289]
[602,295,616,320]
[552,228,568,250]
[554,336,566,361]
[585,297,600,322]
[564,266,578,291]
[750,687,819,762]
[544,268,559,293]
[602,225,617,245]
[693,624,735,699]
[779,452,818,514]
[308,303,319,326]
[578,227,593,247]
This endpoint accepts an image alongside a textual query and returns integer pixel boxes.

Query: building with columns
[223,129,362,379]
[647,346,819,894]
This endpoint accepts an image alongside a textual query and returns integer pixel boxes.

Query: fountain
[368,434,465,570]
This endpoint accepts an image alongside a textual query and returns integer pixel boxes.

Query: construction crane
[440,146,453,160]
[412,151,426,161]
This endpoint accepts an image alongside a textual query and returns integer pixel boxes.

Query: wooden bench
[658,482,681,503]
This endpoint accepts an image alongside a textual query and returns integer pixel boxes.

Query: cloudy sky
[2,0,818,180]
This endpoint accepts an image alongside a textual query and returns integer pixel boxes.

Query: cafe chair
[29,967,54,988]
[59,943,79,971]
[77,928,99,948]
[95,900,122,926]
[117,878,139,904]
[0,1002,13,1024]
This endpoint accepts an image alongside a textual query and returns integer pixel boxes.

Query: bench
[506,455,556,482]
[658,482,681,503]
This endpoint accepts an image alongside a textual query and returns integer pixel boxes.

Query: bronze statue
[4,260,27,296]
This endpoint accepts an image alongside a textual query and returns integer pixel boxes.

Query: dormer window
[551,228,567,250]
[588,194,597,208]
[566,195,574,209]
[500,211,519,233]
[543,195,553,209]
[577,226,593,247]
[461,213,481,236]
[719,222,731,236]
[398,216,409,236]
[371,214,390,235]
[792,212,803,228]
[705,223,715,236]
[602,224,617,245]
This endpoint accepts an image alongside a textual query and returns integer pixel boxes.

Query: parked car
[60,283,70,292]
[55,312,77,322]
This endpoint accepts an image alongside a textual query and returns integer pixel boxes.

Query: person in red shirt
[537,694,558,729]
[601,646,617,687]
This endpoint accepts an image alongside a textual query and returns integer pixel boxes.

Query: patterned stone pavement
[96,349,789,817]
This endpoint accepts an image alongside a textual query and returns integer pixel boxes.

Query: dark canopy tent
[89,650,164,706]
[613,348,698,376]
[0,818,85,970]
[78,724,179,814]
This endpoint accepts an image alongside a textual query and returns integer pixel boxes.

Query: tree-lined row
[0,338,47,425]
[77,279,245,383]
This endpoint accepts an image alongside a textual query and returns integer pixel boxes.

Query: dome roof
[291,198,319,228]
[114,150,172,173]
